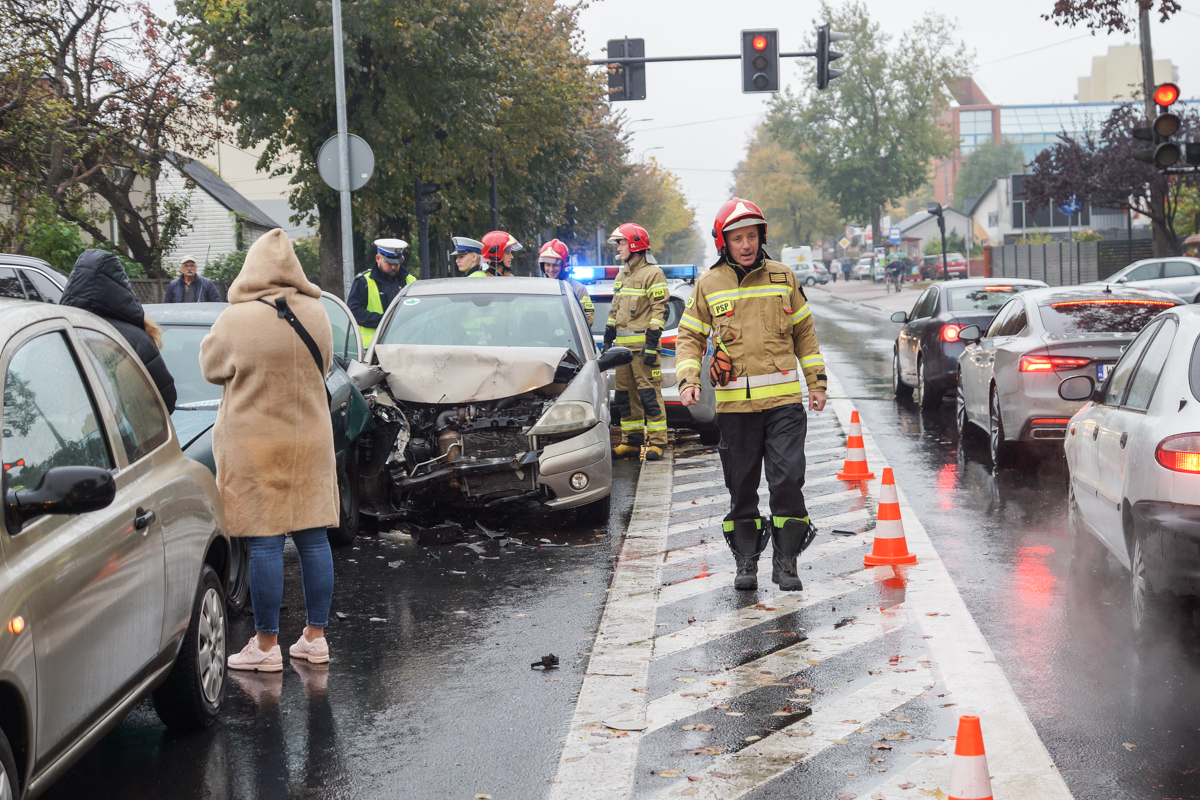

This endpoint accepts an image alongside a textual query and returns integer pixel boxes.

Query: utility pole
[1139,5,1169,256]
[331,0,355,296]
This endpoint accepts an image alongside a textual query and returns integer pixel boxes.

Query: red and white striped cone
[863,467,917,566]
[836,410,875,481]
[948,714,993,800]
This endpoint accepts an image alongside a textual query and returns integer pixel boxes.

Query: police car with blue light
[573,264,720,445]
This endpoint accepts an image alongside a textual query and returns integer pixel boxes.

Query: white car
[1090,257,1200,304]
[955,285,1182,467]
[852,258,874,281]
[1061,304,1200,637]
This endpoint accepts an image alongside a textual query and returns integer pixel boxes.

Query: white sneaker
[289,633,330,664]
[228,636,283,672]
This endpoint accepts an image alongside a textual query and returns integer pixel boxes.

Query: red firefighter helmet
[481,230,511,263]
[607,223,650,253]
[712,198,767,251]
[538,239,570,265]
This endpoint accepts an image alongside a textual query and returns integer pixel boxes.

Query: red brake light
[1019,355,1091,372]
[1154,82,1180,107]
[1031,418,1071,425]
[1156,433,1200,473]
[753,36,768,50]
[940,324,964,342]
[984,286,1012,291]
[1050,299,1175,308]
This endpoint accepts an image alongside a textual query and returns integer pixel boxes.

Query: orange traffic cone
[836,411,875,481]
[948,715,993,800]
[863,468,917,566]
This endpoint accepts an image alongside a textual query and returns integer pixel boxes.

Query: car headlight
[529,400,597,437]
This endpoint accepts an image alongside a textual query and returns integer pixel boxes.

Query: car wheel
[1130,535,1169,641]
[327,451,360,547]
[698,425,721,446]
[226,538,250,618]
[153,564,226,731]
[916,358,941,410]
[806,276,816,286]
[892,351,912,399]
[0,725,16,800]
[989,387,1017,468]
[955,377,972,439]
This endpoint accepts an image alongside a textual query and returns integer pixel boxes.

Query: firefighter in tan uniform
[676,198,828,592]
[603,223,669,461]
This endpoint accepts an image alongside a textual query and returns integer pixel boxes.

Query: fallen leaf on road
[1123,743,1136,750]
[726,712,745,716]
[831,739,852,744]
[894,715,911,722]
[841,719,858,723]
[715,704,731,709]
[695,723,717,731]
[795,688,813,695]
[871,742,893,750]
[711,680,727,686]
[882,733,912,740]
[765,629,780,633]
[475,795,492,799]
[939,703,955,708]
[837,793,857,800]
[807,659,821,665]
[899,783,915,789]
[856,727,873,733]
[655,769,684,777]
[709,771,731,779]
[745,735,761,741]
[688,775,703,782]
[676,677,698,683]
[872,794,885,800]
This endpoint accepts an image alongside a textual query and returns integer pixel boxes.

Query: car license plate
[1097,363,1112,381]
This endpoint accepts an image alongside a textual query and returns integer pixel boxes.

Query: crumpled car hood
[374,344,572,403]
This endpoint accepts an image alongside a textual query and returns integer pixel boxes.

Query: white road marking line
[672,486,862,512]
[650,571,877,660]
[671,472,845,496]
[548,452,675,800]
[647,665,935,799]
[657,535,869,605]
[666,507,870,538]
[643,617,904,734]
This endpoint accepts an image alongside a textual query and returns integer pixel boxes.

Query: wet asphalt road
[40,291,1200,800]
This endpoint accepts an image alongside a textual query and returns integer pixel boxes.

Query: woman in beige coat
[200,229,339,672]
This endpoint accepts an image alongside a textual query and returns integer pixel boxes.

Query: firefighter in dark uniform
[604,223,669,461]
[348,238,416,347]
[676,198,828,592]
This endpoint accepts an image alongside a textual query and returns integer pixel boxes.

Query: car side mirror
[958,325,981,343]
[5,466,116,532]
[597,346,634,371]
[890,311,908,324]
[1058,375,1096,402]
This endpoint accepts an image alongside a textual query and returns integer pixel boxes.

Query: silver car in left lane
[360,277,631,518]
[0,301,231,800]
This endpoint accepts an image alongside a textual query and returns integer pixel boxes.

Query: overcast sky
[575,0,1199,256]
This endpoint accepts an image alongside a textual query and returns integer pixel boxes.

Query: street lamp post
[641,146,664,161]
[928,203,949,282]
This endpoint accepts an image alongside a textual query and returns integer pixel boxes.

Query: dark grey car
[0,302,231,800]
[890,278,1047,408]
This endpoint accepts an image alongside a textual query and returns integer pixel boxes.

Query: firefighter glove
[643,348,658,366]
[643,329,661,365]
[709,347,734,387]
[603,325,616,351]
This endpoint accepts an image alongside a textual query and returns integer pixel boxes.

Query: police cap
[374,238,409,264]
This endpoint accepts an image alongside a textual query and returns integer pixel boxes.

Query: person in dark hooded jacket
[60,249,178,413]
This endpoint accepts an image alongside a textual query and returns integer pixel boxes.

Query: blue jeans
[248,527,333,635]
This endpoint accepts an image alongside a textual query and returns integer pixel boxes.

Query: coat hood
[60,249,145,327]
[227,228,322,304]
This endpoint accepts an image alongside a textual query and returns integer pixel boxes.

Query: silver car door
[971,299,1019,423]
[900,289,932,380]
[321,292,364,362]
[1095,318,1176,552]
[1,328,165,761]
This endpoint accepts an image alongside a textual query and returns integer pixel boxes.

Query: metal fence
[990,239,1154,285]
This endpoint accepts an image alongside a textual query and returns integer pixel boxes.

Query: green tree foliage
[180,0,626,293]
[733,127,841,249]
[955,139,1027,206]
[610,159,699,265]
[767,1,971,249]
[205,236,320,285]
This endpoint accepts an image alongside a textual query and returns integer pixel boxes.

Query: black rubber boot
[724,518,770,591]
[772,518,817,591]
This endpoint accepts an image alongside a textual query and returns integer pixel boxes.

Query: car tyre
[916,358,940,410]
[805,276,816,286]
[892,351,913,399]
[153,564,226,731]
[698,425,721,446]
[1130,534,1172,642]
[225,538,250,618]
[955,377,973,440]
[988,387,1018,468]
[328,451,360,547]
[0,725,16,800]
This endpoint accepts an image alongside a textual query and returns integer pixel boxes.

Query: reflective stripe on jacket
[357,270,415,347]
[567,278,595,326]
[675,257,826,412]
[606,254,667,353]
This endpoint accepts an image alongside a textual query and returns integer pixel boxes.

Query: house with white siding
[157,153,281,273]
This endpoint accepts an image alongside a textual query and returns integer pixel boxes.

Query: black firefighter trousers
[717,403,810,526]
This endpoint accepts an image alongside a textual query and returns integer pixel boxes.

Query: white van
[780,246,813,266]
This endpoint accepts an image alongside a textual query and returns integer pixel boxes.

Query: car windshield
[947,285,1032,312]
[159,324,223,408]
[1038,299,1176,334]
[588,294,685,336]
[379,293,583,356]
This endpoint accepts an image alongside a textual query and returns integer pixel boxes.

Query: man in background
[164,255,222,302]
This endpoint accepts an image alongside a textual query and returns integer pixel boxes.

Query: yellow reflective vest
[358,270,416,347]
[675,257,826,413]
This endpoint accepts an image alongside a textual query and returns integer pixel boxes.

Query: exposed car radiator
[461,428,535,497]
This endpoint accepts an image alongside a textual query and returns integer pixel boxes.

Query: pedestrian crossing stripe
[549,370,1072,800]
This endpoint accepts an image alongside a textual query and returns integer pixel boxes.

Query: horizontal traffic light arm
[591,51,815,66]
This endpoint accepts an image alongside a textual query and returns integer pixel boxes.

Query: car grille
[461,428,535,498]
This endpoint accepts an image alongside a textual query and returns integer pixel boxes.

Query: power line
[976,34,1093,67]
[633,112,764,132]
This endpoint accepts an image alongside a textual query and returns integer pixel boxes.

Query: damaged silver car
[349,277,631,523]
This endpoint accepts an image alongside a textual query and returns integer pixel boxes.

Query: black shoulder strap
[258,297,326,382]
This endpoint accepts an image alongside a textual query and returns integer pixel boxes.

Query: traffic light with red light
[741,29,779,93]
[1133,82,1183,168]
[816,23,846,91]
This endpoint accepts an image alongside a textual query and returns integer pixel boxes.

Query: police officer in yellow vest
[676,198,827,593]
[452,236,487,277]
[605,223,669,462]
[348,238,417,347]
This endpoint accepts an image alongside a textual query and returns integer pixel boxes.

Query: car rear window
[1038,298,1176,335]
[946,285,1030,313]
[588,295,685,336]
[946,253,965,262]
